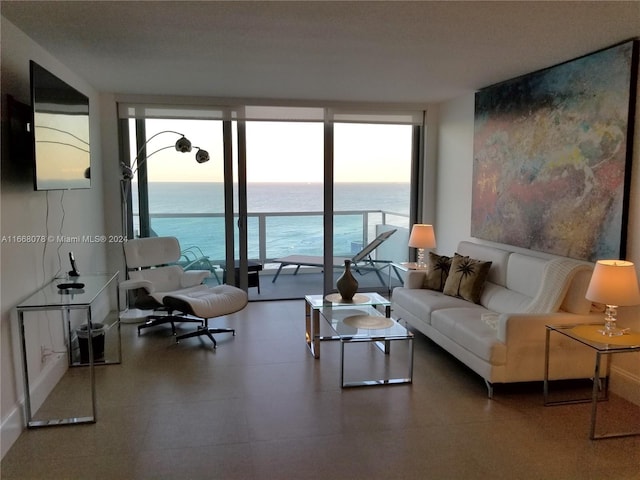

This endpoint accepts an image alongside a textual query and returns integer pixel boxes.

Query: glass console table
[17,272,120,428]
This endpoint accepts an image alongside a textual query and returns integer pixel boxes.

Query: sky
[131,119,413,183]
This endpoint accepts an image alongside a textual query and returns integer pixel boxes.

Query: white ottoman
[163,285,248,348]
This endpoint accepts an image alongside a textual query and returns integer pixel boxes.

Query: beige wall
[434,71,640,405]
[1,18,108,456]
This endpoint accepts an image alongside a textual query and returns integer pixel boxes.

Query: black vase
[336,259,358,300]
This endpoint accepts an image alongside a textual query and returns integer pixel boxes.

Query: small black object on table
[222,261,262,293]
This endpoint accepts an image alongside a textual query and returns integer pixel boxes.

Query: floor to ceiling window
[333,122,413,291]
[128,118,226,260]
[245,122,325,250]
[121,103,423,300]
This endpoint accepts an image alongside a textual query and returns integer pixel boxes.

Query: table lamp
[585,260,640,336]
[408,224,436,268]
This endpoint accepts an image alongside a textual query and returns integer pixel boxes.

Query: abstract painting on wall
[472,40,638,262]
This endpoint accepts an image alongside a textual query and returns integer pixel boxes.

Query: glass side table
[544,323,640,439]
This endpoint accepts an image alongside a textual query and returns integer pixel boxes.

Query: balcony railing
[134,209,410,267]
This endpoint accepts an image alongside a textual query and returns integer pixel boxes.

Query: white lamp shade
[585,260,640,306]
[408,224,436,249]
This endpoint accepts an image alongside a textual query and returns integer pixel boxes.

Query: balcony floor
[210,266,405,301]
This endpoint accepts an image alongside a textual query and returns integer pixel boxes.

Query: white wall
[434,94,475,252]
[434,71,640,405]
[1,18,108,456]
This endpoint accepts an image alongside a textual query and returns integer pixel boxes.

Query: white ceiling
[2,1,639,105]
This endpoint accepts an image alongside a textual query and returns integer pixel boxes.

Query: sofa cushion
[431,308,507,365]
[506,253,548,297]
[423,252,452,291]
[392,287,479,325]
[480,282,533,313]
[443,254,492,304]
[457,241,510,287]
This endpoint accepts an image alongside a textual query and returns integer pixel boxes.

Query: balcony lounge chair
[271,229,402,285]
[179,245,221,284]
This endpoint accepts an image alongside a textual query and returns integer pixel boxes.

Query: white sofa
[392,241,603,397]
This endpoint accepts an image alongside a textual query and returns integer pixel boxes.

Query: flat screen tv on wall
[30,60,91,190]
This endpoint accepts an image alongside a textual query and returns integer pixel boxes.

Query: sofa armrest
[404,270,427,289]
[498,312,601,344]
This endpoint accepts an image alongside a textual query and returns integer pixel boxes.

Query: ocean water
[132,182,410,261]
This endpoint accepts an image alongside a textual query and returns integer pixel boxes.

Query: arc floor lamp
[120,130,210,239]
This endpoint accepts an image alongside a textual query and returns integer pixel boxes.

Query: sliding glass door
[333,122,413,293]
[133,118,224,240]
[121,104,423,300]
[244,120,325,299]
[125,117,233,288]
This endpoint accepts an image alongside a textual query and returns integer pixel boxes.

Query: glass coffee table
[304,292,391,358]
[304,293,414,387]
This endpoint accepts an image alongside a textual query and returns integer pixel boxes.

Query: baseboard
[0,405,23,459]
[1,352,67,459]
[610,365,640,406]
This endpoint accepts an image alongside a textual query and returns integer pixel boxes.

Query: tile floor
[2,300,639,479]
